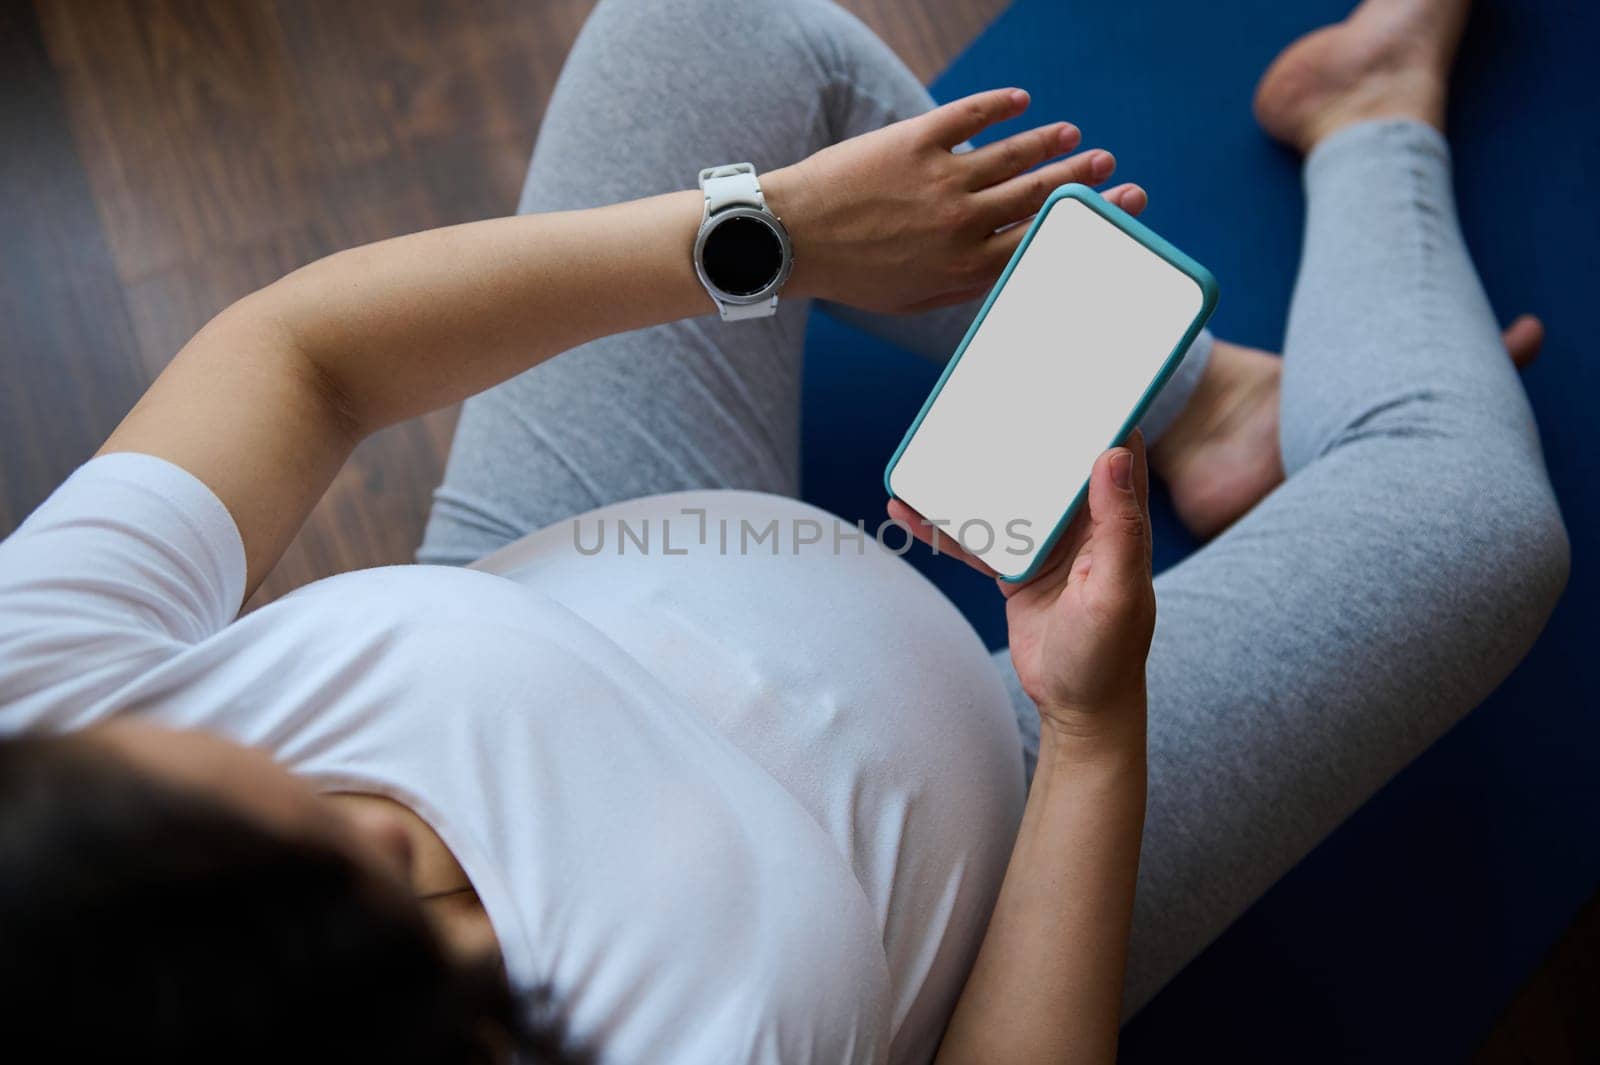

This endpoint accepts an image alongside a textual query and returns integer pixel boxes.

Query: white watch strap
[718,295,779,321]
[699,163,766,213]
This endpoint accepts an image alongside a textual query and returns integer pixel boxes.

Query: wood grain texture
[11,0,1001,603]
[0,2,149,531]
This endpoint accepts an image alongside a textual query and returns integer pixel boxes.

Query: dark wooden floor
[1,0,1593,1058]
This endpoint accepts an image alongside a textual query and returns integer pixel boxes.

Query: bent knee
[1414,458,1570,657]
[1497,485,1571,632]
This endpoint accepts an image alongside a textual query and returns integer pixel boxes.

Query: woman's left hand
[763,87,1147,315]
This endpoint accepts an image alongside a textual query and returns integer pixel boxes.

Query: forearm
[936,717,1147,1065]
[252,189,719,433]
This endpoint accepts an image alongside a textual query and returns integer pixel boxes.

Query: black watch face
[702,214,784,297]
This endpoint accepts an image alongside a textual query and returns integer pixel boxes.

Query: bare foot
[1150,340,1284,540]
[1253,0,1472,154]
[1152,317,1543,539]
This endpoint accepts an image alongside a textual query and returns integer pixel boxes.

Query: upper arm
[0,454,245,732]
[99,293,363,597]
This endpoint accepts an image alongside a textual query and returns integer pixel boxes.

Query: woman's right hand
[887,431,1157,747]
[763,87,1148,316]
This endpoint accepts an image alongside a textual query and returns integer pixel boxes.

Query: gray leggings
[418,0,1569,1016]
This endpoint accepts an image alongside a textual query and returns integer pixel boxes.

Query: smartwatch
[693,163,793,321]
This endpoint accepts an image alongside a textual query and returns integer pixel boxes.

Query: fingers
[921,88,1032,149]
[1502,314,1544,369]
[961,122,1082,189]
[885,499,998,578]
[1102,182,1148,215]
[971,149,1117,230]
[981,184,1148,266]
[1082,429,1154,605]
[889,431,1156,614]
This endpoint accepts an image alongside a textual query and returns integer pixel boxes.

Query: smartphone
[884,183,1217,582]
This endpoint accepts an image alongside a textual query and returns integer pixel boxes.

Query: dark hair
[0,733,580,1065]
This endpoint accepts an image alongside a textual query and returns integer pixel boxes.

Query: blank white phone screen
[888,196,1207,579]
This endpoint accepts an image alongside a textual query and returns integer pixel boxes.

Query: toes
[1502,314,1545,369]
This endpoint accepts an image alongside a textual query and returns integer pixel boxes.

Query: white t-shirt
[0,453,1025,1065]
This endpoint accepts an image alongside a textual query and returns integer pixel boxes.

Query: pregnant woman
[0,0,1566,1062]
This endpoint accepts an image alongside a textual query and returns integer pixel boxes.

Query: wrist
[1036,697,1147,771]
[758,163,822,302]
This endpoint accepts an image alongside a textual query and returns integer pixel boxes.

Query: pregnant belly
[477,490,1027,1057]
[474,490,1020,792]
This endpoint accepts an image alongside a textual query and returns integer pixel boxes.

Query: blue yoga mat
[800,1,1599,1059]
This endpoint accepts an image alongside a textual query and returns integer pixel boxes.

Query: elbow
[216,288,372,444]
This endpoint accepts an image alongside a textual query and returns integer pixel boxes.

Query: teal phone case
[882,183,1219,583]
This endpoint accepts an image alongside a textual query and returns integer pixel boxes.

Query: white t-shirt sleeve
[0,452,246,733]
